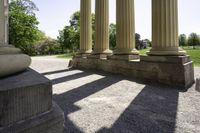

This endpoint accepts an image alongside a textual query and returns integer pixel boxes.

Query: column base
[147,47,186,56]
[92,49,113,54]
[0,45,31,78]
[113,48,139,55]
[78,49,92,55]
[108,54,140,61]
[87,54,111,59]
[88,49,113,59]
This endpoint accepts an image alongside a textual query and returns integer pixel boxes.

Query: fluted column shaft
[0,0,8,45]
[93,0,112,54]
[79,0,92,54]
[114,0,138,55]
[148,0,186,55]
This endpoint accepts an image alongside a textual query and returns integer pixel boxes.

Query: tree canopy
[9,0,42,55]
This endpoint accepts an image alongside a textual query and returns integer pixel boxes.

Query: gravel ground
[31,56,200,133]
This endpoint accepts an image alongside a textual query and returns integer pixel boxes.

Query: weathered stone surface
[71,55,194,88]
[0,54,31,78]
[0,68,52,126]
[87,54,110,59]
[0,102,64,133]
[140,55,191,64]
[75,53,91,58]
[196,78,200,92]
[107,54,140,61]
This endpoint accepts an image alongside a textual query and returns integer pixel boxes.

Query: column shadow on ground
[51,71,95,85]
[41,69,70,75]
[52,70,180,133]
[53,72,123,132]
[97,85,180,133]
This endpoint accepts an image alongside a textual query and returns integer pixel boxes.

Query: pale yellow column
[79,0,92,54]
[0,0,8,45]
[148,0,186,56]
[93,0,112,54]
[114,0,138,55]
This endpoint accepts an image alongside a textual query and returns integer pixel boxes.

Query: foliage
[135,33,147,50]
[56,53,75,59]
[109,23,116,49]
[187,33,200,49]
[58,11,95,53]
[33,38,63,55]
[9,0,42,55]
[179,34,187,46]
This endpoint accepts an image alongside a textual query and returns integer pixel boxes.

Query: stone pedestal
[0,69,64,133]
[87,54,110,59]
[107,54,140,61]
[71,55,194,89]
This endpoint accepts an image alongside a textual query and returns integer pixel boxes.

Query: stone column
[148,0,186,56]
[0,0,8,45]
[115,0,138,55]
[0,0,31,78]
[92,0,112,57]
[79,0,92,55]
[110,0,139,60]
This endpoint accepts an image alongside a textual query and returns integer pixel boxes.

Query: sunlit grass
[56,47,200,66]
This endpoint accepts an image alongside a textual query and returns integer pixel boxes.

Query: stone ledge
[0,102,64,133]
[71,55,194,89]
[0,68,52,126]
[108,54,140,61]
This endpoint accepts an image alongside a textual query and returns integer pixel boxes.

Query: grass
[56,53,74,59]
[56,47,200,66]
[138,47,200,66]
[182,47,200,66]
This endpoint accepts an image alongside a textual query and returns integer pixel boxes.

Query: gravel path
[31,56,200,133]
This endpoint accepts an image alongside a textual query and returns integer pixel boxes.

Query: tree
[58,11,95,52]
[188,33,200,49]
[143,39,151,47]
[9,0,42,55]
[179,34,187,47]
[109,23,116,49]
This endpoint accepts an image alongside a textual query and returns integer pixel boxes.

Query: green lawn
[56,47,200,66]
[56,53,74,59]
[182,47,200,66]
[138,47,200,66]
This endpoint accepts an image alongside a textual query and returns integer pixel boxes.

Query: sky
[33,0,200,40]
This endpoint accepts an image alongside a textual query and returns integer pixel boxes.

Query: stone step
[0,69,52,126]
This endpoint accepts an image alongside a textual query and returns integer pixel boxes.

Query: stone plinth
[0,69,64,132]
[0,102,64,133]
[71,55,194,89]
[88,54,111,59]
[107,55,140,61]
